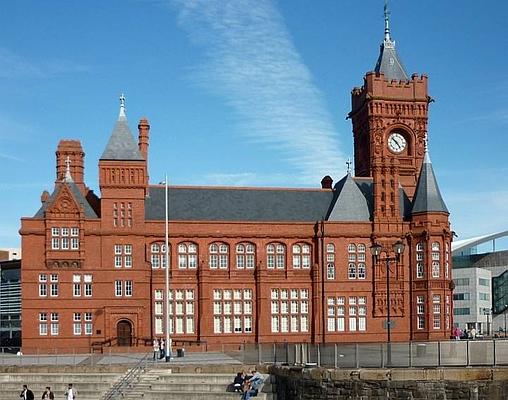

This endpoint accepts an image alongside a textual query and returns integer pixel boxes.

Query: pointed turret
[374,1,408,81]
[412,148,448,214]
[327,173,370,221]
[100,94,144,160]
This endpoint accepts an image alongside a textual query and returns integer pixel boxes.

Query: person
[159,338,165,359]
[41,386,54,400]
[20,385,34,400]
[241,369,264,400]
[65,383,76,400]
[470,327,477,340]
[232,372,245,392]
[152,338,160,361]
[453,327,460,340]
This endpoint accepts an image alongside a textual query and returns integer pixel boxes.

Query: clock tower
[349,4,431,200]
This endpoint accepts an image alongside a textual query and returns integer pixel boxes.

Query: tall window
[327,297,345,332]
[417,295,425,329]
[150,243,167,269]
[50,312,59,335]
[39,274,47,297]
[178,243,197,269]
[84,274,93,297]
[113,201,132,227]
[445,243,450,278]
[347,243,366,280]
[51,227,79,250]
[431,242,440,278]
[209,243,229,269]
[267,243,285,269]
[416,242,424,278]
[50,274,58,297]
[73,313,82,335]
[39,312,48,335]
[270,288,308,333]
[73,274,81,297]
[125,280,133,296]
[169,289,195,334]
[213,289,252,334]
[236,243,255,269]
[292,243,311,269]
[114,244,133,268]
[115,280,122,296]
[433,295,441,329]
[326,244,335,280]
[84,312,93,335]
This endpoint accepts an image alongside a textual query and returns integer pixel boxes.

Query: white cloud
[170,0,346,183]
[447,190,508,239]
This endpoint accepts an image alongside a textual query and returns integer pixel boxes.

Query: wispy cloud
[185,171,301,187]
[446,190,508,238]
[170,0,345,183]
[0,47,92,79]
[0,153,23,162]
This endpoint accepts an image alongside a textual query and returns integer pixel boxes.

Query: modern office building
[20,7,453,353]
[452,231,508,336]
[0,259,21,348]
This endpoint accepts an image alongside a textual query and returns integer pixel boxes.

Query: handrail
[101,352,150,400]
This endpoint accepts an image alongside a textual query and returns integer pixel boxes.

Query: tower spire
[119,93,126,119]
[384,0,391,42]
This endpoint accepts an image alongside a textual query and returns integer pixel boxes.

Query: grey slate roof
[327,174,371,221]
[145,186,334,222]
[34,181,98,219]
[374,40,409,81]
[411,153,449,214]
[100,115,144,160]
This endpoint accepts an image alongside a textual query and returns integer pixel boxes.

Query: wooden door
[117,320,132,346]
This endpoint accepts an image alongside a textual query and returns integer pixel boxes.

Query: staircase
[118,368,277,400]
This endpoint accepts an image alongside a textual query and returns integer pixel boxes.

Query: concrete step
[0,373,120,382]
[120,392,275,400]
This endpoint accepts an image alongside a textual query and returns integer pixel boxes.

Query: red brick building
[20,11,453,353]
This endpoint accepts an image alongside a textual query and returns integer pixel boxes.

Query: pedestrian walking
[65,383,76,400]
[159,338,165,359]
[152,338,160,361]
[41,386,54,400]
[19,385,34,400]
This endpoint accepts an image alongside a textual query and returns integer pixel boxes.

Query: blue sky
[1,0,507,248]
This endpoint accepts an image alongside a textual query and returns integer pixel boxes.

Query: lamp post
[164,175,172,362]
[484,308,491,337]
[505,304,507,339]
[370,240,405,367]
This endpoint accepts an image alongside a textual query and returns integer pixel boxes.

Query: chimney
[321,175,333,189]
[56,140,85,186]
[138,117,150,161]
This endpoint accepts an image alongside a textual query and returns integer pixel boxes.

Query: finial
[423,134,431,163]
[119,93,126,119]
[384,0,391,42]
[346,157,352,175]
[64,156,73,182]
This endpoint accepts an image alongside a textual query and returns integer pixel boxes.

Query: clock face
[388,132,407,153]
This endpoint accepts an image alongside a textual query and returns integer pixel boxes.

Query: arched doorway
[117,320,133,346]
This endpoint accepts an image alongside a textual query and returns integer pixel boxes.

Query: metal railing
[234,339,508,368]
[101,352,150,400]
[0,347,150,367]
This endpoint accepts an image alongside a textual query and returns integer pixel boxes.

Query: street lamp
[163,175,172,362]
[505,304,507,339]
[483,308,491,337]
[370,240,405,367]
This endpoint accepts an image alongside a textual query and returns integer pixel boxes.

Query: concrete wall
[269,365,508,400]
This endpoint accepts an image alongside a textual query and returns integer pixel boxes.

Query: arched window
[209,243,228,269]
[358,263,366,279]
[150,242,167,268]
[178,242,197,269]
[326,243,335,280]
[348,263,356,279]
[432,242,440,251]
[348,244,356,253]
[416,242,424,278]
[292,243,311,269]
[432,261,440,278]
[267,243,285,269]
[236,243,256,269]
